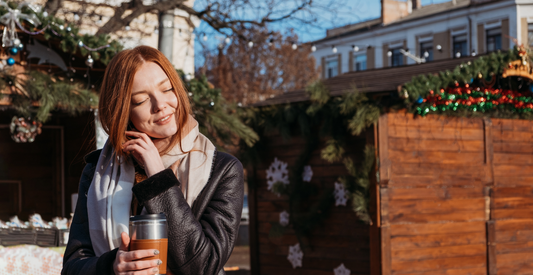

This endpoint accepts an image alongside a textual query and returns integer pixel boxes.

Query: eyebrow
[132,78,170,94]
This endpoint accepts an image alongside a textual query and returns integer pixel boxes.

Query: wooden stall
[0,110,95,220]
[248,55,533,274]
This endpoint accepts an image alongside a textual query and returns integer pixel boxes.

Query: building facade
[313,0,533,79]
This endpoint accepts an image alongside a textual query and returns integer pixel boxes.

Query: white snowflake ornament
[287,243,303,269]
[279,210,289,226]
[333,263,351,275]
[302,165,313,182]
[266,157,289,191]
[334,182,348,206]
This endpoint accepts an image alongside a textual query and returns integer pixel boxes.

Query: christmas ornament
[287,243,303,269]
[66,26,71,32]
[6,57,15,65]
[334,182,348,206]
[266,157,289,191]
[85,54,94,67]
[502,44,533,81]
[26,40,68,71]
[333,263,351,275]
[302,165,313,182]
[8,47,18,55]
[0,2,41,47]
[78,41,84,47]
[9,116,42,142]
[279,210,289,227]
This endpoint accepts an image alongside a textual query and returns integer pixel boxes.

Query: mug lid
[130,213,166,221]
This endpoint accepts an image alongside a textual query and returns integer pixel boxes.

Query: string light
[471,49,477,56]
[352,45,359,52]
[424,51,429,58]
[225,37,231,44]
[154,27,159,34]
[436,44,442,51]
[311,44,316,52]
[125,23,131,31]
[248,40,254,48]
[292,42,297,50]
[203,34,207,41]
[268,39,273,46]
[455,51,461,58]
[332,45,337,53]
[73,13,80,21]
[387,50,392,57]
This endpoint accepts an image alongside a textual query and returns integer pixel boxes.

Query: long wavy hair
[98,45,191,158]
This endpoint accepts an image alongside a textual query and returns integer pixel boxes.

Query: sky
[193,0,452,68]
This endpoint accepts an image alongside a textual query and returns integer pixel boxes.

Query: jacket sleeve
[132,154,244,275]
[61,162,118,275]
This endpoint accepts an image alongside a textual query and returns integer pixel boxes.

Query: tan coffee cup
[129,213,168,274]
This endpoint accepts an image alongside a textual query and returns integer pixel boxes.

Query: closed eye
[164,87,174,92]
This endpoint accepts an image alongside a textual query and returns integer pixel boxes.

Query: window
[486,28,502,52]
[391,48,403,67]
[420,41,433,62]
[353,54,367,71]
[453,34,468,58]
[326,59,338,78]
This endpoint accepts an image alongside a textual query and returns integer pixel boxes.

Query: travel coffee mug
[129,213,168,274]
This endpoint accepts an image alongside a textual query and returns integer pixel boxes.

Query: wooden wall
[378,112,533,275]
[249,129,375,274]
[0,111,95,221]
[490,119,533,274]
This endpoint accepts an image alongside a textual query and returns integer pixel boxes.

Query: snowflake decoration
[302,165,313,182]
[334,263,351,275]
[279,210,289,227]
[287,243,303,269]
[266,157,289,191]
[334,182,348,206]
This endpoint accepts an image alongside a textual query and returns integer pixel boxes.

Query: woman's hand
[113,232,162,275]
[123,131,165,177]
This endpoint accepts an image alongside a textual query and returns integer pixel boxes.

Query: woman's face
[129,62,179,139]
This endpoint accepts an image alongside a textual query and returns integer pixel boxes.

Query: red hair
[98,45,191,158]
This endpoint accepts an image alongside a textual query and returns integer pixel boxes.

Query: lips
[155,113,173,124]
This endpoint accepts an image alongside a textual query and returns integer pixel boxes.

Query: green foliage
[0,3,122,65]
[245,80,380,244]
[7,70,97,122]
[178,70,259,149]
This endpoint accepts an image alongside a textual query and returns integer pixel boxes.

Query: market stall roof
[254,55,476,107]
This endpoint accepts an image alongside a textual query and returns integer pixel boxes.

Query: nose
[152,93,167,113]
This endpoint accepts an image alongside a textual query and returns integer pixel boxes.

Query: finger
[122,259,162,272]
[126,131,155,145]
[122,249,161,262]
[119,232,130,252]
[123,143,147,154]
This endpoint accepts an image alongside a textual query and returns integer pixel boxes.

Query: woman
[62,46,244,275]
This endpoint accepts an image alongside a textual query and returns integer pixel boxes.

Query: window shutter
[477,23,485,54]
[501,19,509,50]
[382,44,389,67]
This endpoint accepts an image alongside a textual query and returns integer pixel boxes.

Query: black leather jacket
[62,149,244,275]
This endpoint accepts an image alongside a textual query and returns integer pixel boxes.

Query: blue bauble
[529,85,533,93]
[7,57,15,66]
[9,47,18,55]
[416,96,424,104]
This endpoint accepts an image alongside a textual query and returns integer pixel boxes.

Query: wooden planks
[381,113,489,274]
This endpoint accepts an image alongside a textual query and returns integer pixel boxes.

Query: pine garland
[243,81,381,243]
[2,70,97,122]
[402,47,533,119]
[0,2,123,65]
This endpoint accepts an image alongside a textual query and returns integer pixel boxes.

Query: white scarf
[87,116,215,256]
